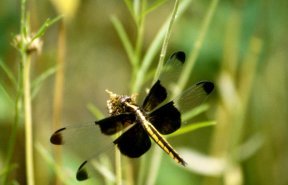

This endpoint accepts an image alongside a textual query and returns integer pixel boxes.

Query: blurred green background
[0,0,287,185]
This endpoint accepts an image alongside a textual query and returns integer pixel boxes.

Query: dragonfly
[50,51,214,181]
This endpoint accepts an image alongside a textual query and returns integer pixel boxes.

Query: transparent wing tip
[50,128,66,145]
[76,161,89,181]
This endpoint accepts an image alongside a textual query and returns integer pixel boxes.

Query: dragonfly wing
[158,51,185,87]
[147,81,214,134]
[96,113,136,135]
[148,101,181,135]
[75,144,115,181]
[74,120,144,181]
[50,122,110,147]
[114,123,151,158]
[50,120,121,181]
[142,80,167,112]
[174,81,214,114]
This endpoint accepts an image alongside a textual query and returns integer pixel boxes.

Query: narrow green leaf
[176,0,219,94]
[0,59,16,87]
[86,103,105,120]
[124,0,135,19]
[132,0,193,93]
[0,82,14,104]
[35,143,76,185]
[133,0,141,19]
[30,15,62,43]
[145,0,167,15]
[0,163,18,177]
[182,104,210,122]
[130,16,167,93]
[167,121,216,138]
[31,66,57,98]
[111,16,136,68]
[153,0,180,83]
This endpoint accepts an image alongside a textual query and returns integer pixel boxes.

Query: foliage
[0,0,287,185]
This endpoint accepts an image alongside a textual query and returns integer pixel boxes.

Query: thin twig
[1,61,23,185]
[177,0,219,94]
[52,20,66,185]
[154,0,180,82]
[20,0,35,184]
[115,145,122,185]
[23,53,35,185]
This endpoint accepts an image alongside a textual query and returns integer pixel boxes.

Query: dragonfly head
[105,90,137,116]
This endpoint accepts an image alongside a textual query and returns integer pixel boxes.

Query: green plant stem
[52,20,66,185]
[134,1,145,64]
[176,0,219,94]
[22,52,35,185]
[154,0,180,82]
[20,0,35,184]
[1,66,23,185]
[145,147,162,185]
[2,0,59,184]
[115,146,122,185]
[131,0,191,93]
[20,0,27,36]
[111,17,135,68]
[130,1,146,90]
[143,2,180,184]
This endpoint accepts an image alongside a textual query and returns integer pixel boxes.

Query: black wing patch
[148,101,181,135]
[170,51,185,63]
[114,123,151,158]
[50,128,66,145]
[76,160,89,181]
[146,81,214,134]
[198,81,214,94]
[142,80,167,112]
[142,51,187,112]
[95,113,136,135]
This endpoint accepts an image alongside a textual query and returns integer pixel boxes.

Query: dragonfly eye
[120,96,132,104]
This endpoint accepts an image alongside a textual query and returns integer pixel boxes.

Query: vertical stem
[154,0,180,82]
[52,20,66,185]
[130,0,146,91]
[134,0,146,62]
[124,158,134,185]
[176,0,219,94]
[2,63,23,185]
[52,20,66,132]
[20,0,27,36]
[115,146,122,185]
[20,0,35,184]
[23,53,35,185]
